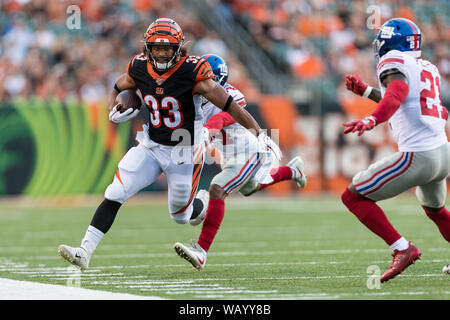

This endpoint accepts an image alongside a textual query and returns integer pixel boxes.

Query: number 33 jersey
[376,50,448,152]
[127,54,214,146]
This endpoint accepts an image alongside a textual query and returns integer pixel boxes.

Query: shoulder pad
[379,68,406,81]
[127,53,147,75]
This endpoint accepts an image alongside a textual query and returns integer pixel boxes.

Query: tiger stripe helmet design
[143,18,184,71]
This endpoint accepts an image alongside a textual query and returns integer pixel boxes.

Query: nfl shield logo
[156,78,164,85]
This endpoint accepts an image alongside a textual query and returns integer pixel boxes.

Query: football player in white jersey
[342,18,450,282]
[173,54,307,270]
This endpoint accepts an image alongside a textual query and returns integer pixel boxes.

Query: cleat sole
[57,246,87,271]
[174,244,202,271]
[58,246,74,263]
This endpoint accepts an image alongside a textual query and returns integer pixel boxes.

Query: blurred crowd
[0,0,449,106]
[0,0,255,104]
[214,0,450,104]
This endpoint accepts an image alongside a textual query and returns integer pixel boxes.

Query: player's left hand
[109,104,140,123]
[258,131,282,160]
[343,116,376,136]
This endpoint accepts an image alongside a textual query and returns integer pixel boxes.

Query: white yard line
[22,246,450,261]
[2,259,449,274]
[0,277,166,300]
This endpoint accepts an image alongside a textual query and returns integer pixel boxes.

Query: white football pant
[104,143,204,224]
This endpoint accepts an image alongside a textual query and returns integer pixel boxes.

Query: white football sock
[80,225,104,255]
[390,237,409,251]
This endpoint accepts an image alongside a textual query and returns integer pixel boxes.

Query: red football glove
[345,74,369,96]
[343,116,377,136]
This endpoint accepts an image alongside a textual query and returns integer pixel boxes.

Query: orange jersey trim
[146,57,186,85]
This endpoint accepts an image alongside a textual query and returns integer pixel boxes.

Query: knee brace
[170,184,191,211]
[171,212,191,224]
[169,184,193,224]
[104,178,128,204]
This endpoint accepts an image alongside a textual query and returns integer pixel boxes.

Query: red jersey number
[144,95,183,129]
[420,70,448,120]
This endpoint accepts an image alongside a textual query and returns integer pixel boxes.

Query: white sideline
[0,278,165,300]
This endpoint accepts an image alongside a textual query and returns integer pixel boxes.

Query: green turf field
[0,194,449,300]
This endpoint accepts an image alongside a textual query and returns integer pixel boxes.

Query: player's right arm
[194,78,261,135]
[108,73,136,112]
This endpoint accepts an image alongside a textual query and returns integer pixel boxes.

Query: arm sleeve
[371,80,409,124]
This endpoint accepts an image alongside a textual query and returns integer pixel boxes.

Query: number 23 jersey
[127,54,214,146]
[376,50,448,152]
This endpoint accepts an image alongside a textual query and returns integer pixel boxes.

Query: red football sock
[341,188,402,246]
[197,198,225,252]
[423,206,450,243]
[258,166,293,191]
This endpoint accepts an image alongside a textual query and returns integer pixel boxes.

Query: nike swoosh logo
[197,256,205,265]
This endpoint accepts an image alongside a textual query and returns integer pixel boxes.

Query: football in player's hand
[115,89,142,112]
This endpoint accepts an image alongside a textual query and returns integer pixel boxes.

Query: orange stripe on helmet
[145,18,183,44]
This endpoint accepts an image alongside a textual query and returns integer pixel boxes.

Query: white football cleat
[239,178,260,197]
[58,245,90,271]
[288,156,307,188]
[189,189,209,226]
[174,241,207,270]
[443,264,450,275]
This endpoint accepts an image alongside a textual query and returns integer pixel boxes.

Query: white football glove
[258,131,282,161]
[201,127,212,149]
[109,104,140,123]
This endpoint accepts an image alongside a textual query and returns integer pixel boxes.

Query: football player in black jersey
[58,18,277,271]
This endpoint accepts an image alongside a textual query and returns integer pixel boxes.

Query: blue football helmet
[201,54,228,86]
[373,18,422,62]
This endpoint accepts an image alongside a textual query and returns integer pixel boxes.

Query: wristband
[364,115,377,125]
[114,83,122,93]
[223,95,233,112]
[362,86,373,98]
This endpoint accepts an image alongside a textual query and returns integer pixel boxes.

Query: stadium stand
[0,0,448,107]
[0,0,258,103]
[218,0,449,106]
